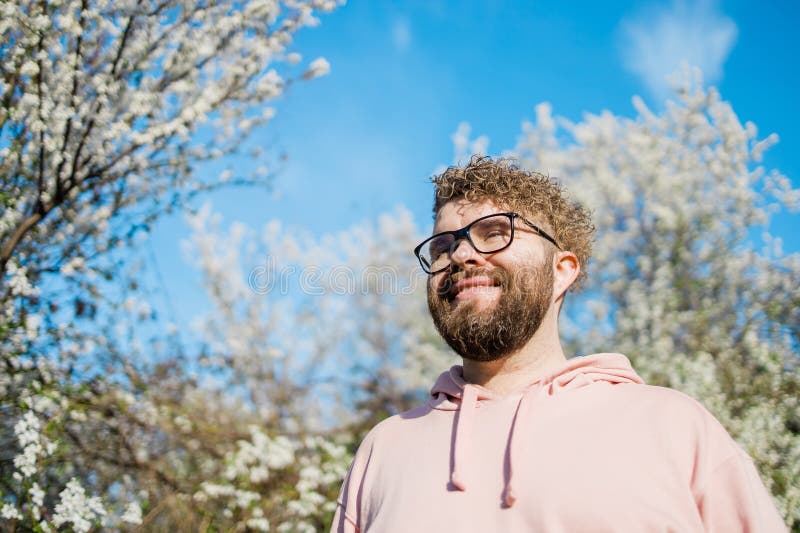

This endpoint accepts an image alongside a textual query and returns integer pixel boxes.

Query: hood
[427,353,644,507]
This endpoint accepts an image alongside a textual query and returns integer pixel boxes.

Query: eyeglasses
[414,212,561,274]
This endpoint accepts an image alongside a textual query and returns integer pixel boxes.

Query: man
[331,156,786,532]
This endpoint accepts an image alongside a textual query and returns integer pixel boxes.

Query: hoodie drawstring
[503,392,526,507]
[451,384,541,507]
[504,385,550,507]
[451,384,477,491]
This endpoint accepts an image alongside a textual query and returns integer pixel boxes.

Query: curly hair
[431,155,595,290]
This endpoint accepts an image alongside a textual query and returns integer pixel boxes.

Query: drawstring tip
[504,488,517,507]
[451,472,466,491]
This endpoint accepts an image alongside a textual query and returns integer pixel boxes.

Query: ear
[552,251,580,303]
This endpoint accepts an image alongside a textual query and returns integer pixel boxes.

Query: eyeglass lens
[420,214,513,272]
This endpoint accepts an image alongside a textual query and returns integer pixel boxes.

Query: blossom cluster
[1,1,343,531]
[2,408,144,531]
[190,427,352,531]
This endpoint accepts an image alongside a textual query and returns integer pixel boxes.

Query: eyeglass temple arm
[518,216,561,250]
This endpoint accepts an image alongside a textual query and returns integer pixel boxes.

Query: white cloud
[451,122,489,165]
[392,17,411,52]
[619,0,738,100]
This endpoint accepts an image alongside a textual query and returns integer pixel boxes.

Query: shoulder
[613,382,728,427]
[354,402,438,452]
[633,384,727,426]
[603,381,719,417]
[607,382,743,463]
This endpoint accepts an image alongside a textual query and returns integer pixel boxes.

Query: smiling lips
[451,275,501,300]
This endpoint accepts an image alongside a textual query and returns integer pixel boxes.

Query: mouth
[449,275,502,301]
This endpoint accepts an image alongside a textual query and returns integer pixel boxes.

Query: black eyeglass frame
[413,212,561,274]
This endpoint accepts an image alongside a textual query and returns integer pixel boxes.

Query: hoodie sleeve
[330,463,361,533]
[331,500,359,533]
[330,430,377,533]
[696,448,787,533]
[683,397,788,533]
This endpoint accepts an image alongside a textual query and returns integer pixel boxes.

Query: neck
[461,314,566,395]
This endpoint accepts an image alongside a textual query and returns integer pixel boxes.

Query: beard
[427,257,554,362]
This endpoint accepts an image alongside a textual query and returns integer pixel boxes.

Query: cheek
[487,252,527,276]
[428,273,451,296]
[493,250,553,286]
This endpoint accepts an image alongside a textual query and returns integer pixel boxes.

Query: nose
[449,238,485,269]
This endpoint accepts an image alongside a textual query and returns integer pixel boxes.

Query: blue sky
[148,0,799,330]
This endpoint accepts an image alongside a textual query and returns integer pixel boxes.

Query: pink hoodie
[331,353,786,532]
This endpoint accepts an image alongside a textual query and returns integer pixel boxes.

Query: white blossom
[12,411,54,478]
[304,57,331,79]
[247,517,271,531]
[30,482,45,508]
[120,501,143,525]
[52,479,106,533]
[1,504,23,520]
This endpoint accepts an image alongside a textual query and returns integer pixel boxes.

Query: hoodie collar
[428,353,644,507]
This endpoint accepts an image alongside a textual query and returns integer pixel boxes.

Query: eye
[428,236,452,258]
[474,221,510,240]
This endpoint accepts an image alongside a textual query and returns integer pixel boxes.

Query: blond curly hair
[431,155,595,289]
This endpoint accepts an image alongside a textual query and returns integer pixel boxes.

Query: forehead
[433,199,506,233]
